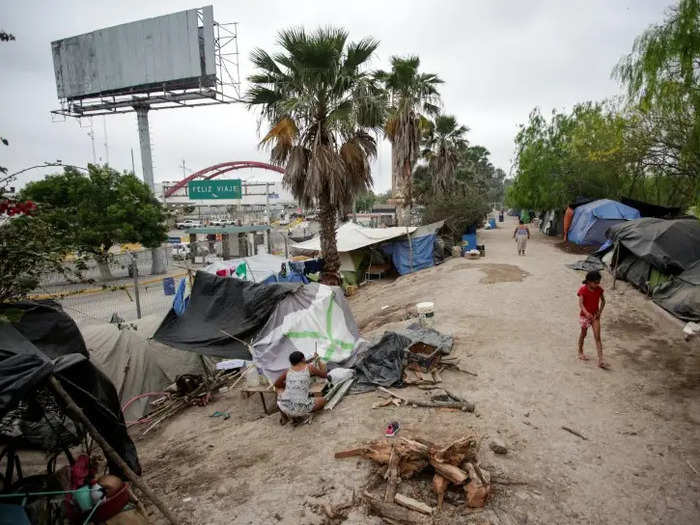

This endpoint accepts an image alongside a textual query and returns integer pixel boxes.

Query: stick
[48,376,179,525]
[364,491,430,525]
[561,426,588,440]
[334,447,368,459]
[384,445,400,502]
[687,460,699,476]
[394,494,433,515]
[377,386,408,401]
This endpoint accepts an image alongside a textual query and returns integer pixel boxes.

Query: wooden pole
[48,376,180,525]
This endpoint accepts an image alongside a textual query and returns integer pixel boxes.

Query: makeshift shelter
[251,284,366,381]
[154,271,300,359]
[607,218,700,300]
[567,199,640,245]
[540,209,565,237]
[653,261,700,322]
[381,221,445,275]
[620,197,681,219]
[82,314,216,421]
[204,253,288,282]
[0,302,140,475]
[291,222,417,253]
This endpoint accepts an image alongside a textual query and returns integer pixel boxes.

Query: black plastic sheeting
[352,324,454,393]
[154,271,301,359]
[653,262,700,322]
[607,218,700,275]
[566,255,605,273]
[620,197,681,219]
[0,302,141,475]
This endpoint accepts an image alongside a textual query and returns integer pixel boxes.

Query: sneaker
[385,421,400,437]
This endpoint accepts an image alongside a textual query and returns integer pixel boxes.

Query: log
[364,492,431,524]
[430,459,467,484]
[334,447,368,459]
[384,445,400,502]
[394,494,434,515]
[433,474,448,512]
[397,438,430,456]
[434,435,478,465]
[48,376,180,525]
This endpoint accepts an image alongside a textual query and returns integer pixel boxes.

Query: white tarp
[251,284,367,381]
[291,222,416,253]
[203,253,287,282]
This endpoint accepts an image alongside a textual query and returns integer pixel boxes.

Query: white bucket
[416,302,435,329]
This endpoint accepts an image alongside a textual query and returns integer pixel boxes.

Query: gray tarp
[607,218,700,274]
[653,261,700,322]
[567,255,605,272]
[82,314,216,421]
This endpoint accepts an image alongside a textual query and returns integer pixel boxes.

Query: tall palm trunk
[319,197,341,284]
[396,158,413,226]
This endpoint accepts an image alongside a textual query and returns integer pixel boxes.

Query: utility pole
[130,148,136,175]
[135,105,154,190]
[130,252,142,320]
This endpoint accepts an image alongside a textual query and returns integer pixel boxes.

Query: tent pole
[48,376,180,525]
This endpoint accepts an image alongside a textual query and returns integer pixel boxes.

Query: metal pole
[130,148,136,175]
[135,105,154,190]
[131,253,142,319]
[102,116,109,165]
[87,118,97,165]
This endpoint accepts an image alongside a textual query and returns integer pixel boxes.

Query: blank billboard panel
[52,6,216,100]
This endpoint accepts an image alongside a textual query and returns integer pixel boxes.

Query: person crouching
[275,351,327,422]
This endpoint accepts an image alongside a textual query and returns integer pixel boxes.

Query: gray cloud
[1,0,670,191]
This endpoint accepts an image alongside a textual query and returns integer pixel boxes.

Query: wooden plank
[394,494,434,515]
[364,492,430,525]
[430,459,467,484]
[384,445,400,502]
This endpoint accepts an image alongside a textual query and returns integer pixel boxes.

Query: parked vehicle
[175,219,202,229]
[172,244,191,260]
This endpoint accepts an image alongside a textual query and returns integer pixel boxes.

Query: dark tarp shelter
[620,197,681,219]
[607,218,700,275]
[0,302,141,475]
[653,261,700,322]
[153,271,300,359]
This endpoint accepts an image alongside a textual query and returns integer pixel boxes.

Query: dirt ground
[134,218,700,525]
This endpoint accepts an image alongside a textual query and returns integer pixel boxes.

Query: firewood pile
[335,434,491,522]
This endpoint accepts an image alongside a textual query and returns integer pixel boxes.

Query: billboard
[52,6,216,100]
[188,179,242,200]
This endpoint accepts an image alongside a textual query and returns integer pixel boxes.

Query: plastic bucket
[416,302,435,329]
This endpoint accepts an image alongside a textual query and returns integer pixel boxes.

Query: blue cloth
[461,233,478,251]
[263,272,309,285]
[568,199,640,245]
[289,261,305,274]
[173,278,188,316]
[382,234,436,275]
[163,276,176,296]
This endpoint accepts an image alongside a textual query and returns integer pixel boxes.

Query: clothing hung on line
[277,367,314,416]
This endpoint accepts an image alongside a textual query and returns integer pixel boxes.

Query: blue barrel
[461,233,477,251]
[488,218,496,229]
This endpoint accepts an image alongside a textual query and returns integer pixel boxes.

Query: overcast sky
[1,0,670,192]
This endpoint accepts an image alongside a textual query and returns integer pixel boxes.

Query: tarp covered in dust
[153,271,300,359]
[251,284,367,381]
[0,301,141,475]
[82,314,217,421]
[352,324,454,393]
[291,222,417,253]
[653,261,700,322]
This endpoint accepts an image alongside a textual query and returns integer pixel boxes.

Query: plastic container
[461,233,477,251]
[416,302,435,329]
[488,218,496,229]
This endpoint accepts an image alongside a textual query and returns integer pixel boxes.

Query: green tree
[22,165,168,280]
[614,0,700,204]
[375,56,442,224]
[354,190,376,212]
[421,114,469,195]
[246,27,385,281]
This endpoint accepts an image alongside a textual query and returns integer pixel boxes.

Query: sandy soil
[134,218,700,524]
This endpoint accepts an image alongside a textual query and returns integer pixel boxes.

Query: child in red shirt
[577,270,608,369]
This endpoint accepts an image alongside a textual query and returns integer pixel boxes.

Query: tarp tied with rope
[251,284,367,381]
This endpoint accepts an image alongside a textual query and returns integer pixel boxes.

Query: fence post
[130,252,142,319]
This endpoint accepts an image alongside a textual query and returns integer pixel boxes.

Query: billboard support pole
[135,105,154,190]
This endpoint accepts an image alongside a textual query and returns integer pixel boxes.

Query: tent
[567,199,640,245]
[607,218,700,275]
[153,271,300,359]
[381,221,444,275]
[0,301,141,475]
[653,261,700,322]
[82,314,216,421]
[251,284,366,381]
[620,197,681,219]
[291,222,417,253]
[204,253,288,282]
[540,209,565,237]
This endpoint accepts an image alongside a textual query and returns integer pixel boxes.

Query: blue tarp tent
[568,199,640,246]
[382,233,436,275]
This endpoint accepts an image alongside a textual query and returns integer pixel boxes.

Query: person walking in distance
[577,270,609,369]
[513,219,530,255]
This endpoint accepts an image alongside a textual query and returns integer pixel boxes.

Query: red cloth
[578,285,603,317]
[563,207,574,240]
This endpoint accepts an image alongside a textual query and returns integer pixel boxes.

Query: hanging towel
[173,278,189,316]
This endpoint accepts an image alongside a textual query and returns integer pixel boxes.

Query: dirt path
[136,218,699,524]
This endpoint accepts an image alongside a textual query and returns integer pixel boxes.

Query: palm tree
[246,27,385,282]
[422,114,469,195]
[375,56,442,224]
